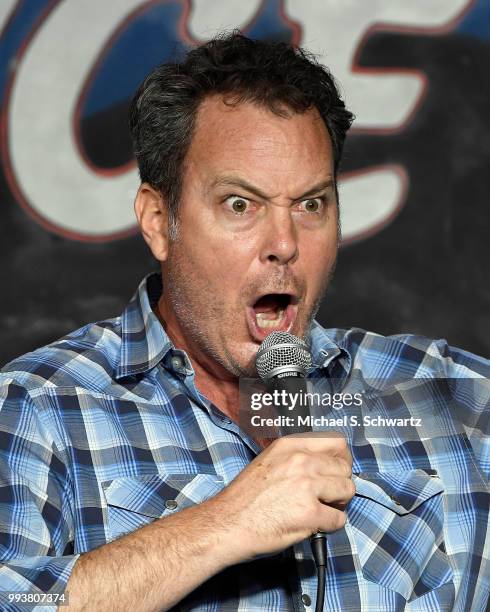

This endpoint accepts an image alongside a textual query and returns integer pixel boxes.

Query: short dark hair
[129,31,354,237]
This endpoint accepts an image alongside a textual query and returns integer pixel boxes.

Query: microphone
[255,331,327,612]
[256,330,312,380]
[255,331,312,435]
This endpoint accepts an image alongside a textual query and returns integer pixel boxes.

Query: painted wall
[0,0,488,364]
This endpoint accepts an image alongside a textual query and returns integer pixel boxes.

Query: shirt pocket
[101,472,224,542]
[348,469,454,602]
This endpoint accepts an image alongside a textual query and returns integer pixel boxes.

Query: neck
[153,297,241,421]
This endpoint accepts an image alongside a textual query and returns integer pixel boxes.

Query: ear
[134,183,169,262]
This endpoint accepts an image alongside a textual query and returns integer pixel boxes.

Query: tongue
[253,294,280,313]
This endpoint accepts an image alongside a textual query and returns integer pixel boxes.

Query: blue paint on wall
[456,0,490,41]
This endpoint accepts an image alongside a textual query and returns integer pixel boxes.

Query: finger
[313,504,347,533]
[308,455,352,478]
[315,476,356,506]
[278,431,352,462]
[277,448,351,482]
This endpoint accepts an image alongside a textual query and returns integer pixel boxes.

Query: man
[0,32,488,612]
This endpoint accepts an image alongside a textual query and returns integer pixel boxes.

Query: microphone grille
[256,331,312,380]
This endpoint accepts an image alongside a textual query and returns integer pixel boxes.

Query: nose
[259,206,299,266]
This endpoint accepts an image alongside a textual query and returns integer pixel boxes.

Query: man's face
[162,95,339,377]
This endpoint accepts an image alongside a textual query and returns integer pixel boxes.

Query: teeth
[256,310,286,328]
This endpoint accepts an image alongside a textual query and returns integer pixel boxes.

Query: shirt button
[390,495,401,505]
[171,356,183,370]
[165,499,178,511]
[301,593,312,607]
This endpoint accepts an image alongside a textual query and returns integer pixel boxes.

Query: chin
[226,342,259,378]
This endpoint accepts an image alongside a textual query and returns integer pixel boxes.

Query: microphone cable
[310,532,327,612]
[255,332,328,610]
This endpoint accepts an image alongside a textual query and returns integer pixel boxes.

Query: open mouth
[246,293,298,342]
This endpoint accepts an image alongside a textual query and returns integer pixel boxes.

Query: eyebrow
[210,175,335,201]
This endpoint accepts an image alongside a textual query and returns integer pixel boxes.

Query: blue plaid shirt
[0,273,488,611]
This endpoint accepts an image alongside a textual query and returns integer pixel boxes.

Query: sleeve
[434,340,490,480]
[0,377,80,610]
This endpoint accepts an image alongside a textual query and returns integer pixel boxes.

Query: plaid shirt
[0,273,488,612]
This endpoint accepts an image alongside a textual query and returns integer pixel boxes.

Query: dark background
[0,1,488,366]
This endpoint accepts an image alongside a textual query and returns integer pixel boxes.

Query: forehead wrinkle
[208,174,334,203]
[209,175,276,200]
[189,99,334,203]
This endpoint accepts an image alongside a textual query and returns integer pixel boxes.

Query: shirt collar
[115,273,173,379]
[115,272,352,379]
[308,319,352,374]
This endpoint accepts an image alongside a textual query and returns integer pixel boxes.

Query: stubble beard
[164,245,252,377]
[164,246,337,378]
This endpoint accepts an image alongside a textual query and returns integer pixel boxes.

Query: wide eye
[225,195,251,214]
[299,197,324,213]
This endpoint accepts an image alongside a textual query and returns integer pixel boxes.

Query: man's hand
[210,432,354,563]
